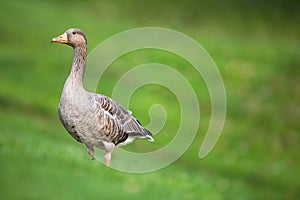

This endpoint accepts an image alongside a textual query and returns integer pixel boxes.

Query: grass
[0,111,293,200]
[1,0,300,199]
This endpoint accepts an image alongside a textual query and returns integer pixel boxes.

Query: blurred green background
[0,0,299,199]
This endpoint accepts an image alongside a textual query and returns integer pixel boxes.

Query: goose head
[52,28,87,47]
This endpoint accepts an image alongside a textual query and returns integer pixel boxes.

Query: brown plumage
[52,28,154,166]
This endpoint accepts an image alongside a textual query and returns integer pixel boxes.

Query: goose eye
[72,32,76,35]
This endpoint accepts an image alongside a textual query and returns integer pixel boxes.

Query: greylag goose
[52,28,154,166]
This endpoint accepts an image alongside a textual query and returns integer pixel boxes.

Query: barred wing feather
[94,94,154,145]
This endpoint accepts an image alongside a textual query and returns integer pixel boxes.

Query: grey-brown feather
[94,95,153,144]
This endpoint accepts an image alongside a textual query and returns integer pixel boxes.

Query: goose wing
[94,94,154,145]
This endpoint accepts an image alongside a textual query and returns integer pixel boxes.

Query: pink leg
[88,148,95,160]
[104,152,111,167]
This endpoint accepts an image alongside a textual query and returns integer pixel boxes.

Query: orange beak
[51,32,68,43]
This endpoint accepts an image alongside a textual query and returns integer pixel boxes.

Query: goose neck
[70,45,87,87]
